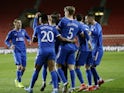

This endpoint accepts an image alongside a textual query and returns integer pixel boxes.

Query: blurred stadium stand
[0,0,124,48]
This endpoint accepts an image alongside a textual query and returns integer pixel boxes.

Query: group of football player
[5,6,104,93]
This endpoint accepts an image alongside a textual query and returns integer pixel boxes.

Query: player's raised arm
[32,27,38,43]
[33,12,41,30]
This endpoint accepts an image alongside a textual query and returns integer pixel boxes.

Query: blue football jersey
[89,22,103,50]
[33,24,60,48]
[5,29,31,51]
[58,17,83,50]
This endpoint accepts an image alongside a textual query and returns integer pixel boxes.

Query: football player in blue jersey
[5,18,31,88]
[74,14,94,92]
[24,13,76,93]
[33,12,62,91]
[87,13,104,90]
[56,6,91,93]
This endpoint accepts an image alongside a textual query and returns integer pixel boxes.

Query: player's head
[39,13,48,24]
[52,12,61,24]
[13,18,22,29]
[75,14,83,22]
[51,13,61,25]
[64,6,75,17]
[87,13,95,24]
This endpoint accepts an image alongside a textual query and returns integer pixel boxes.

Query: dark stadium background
[0,0,124,48]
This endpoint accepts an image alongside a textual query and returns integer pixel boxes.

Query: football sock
[70,70,75,88]
[29,70,39,88]
[91,67,100,85]
[75,68,84,84]
[42,66,47,82]
[86,69,92,86]
[16,70,22,82]
[51,71,58,89]
[57,68,67,83]
[21,70,24,76]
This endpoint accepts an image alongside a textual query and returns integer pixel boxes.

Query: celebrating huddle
[5,6,104,93]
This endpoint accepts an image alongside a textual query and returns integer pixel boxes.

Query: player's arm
[32,36,38,42]
[80,27,92,50]
[33,12,41,30]
[54,27,76,43]
[89,24,101,36]
[32,27,38,43]
[24,30,32,45]
[57,35,76,43]
[4,31,12,48]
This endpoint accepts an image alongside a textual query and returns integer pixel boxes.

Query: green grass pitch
[0,52,124,93]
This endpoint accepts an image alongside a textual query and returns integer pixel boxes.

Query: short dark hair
[87,13,95,19]
[76,14,83,21]
[13,18,21,24]
[50,14,59,25]
[39,13,48,23]
[64,6,75,15]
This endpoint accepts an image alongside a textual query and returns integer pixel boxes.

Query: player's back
[58,17,81,50]
[34,24,59,48]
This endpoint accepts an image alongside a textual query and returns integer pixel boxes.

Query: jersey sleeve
[80,24,90,41]
[53,27,61,37]
[33,18,38,30]
[24,30,31,42]
[83,25,90,41]
[5,31,12,48]
[33,27,38,38]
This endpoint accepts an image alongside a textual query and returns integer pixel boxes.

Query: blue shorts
[56,46,76,65]
[76,51,93,66]
[13,49,26,67]
[92,49,103,66]
[35,47,56,66]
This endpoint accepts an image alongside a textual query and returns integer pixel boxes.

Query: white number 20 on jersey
[41,31,54,42]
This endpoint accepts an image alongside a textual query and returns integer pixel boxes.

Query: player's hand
[10,45,15,49]
[72,38,77,43]
[35,12,41,18]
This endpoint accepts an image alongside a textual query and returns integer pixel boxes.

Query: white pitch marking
[104,79,115,82]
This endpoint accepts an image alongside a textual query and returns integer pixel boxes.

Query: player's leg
[85,51,94,91]
[40,64,47,91]
[75,51,87,91]
[21,50,26,76]
[56,47,69,93]
[56,47,68,85]
[48,60,59,93]
[67,51,77,93]
[18,53,27,88]
[61,64,68,80]
[91,49,104,87]
[13,52,24,88]
[24,54,43,93]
